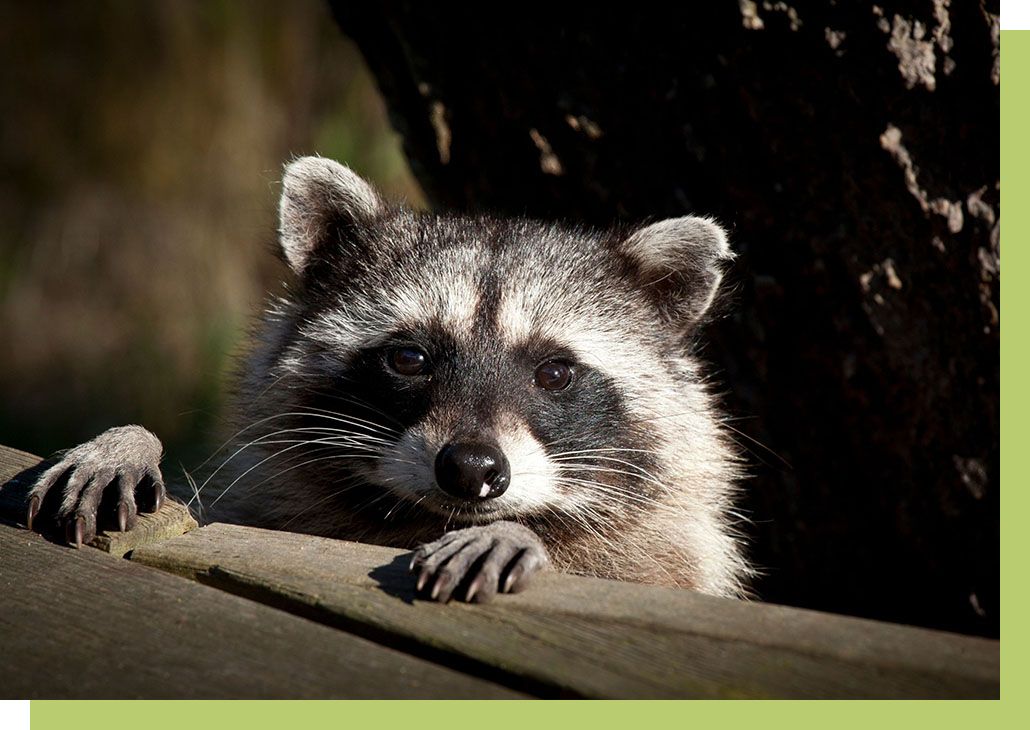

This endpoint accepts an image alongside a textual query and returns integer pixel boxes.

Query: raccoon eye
[389,347,428,376]
[535,360,573,391]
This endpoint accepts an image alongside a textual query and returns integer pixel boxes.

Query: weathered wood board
[0,444,196,555]
[0,442,1000,699]
[132,523,1000,699]
[0,521,522,698]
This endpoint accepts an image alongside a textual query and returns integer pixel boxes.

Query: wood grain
[132,523,1000,699]
[1,442,999,699]
[0,444,197,555]
[0,521,522,698]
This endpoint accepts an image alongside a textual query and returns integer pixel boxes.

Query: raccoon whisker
[212,451,370,515]
[382,495,411,521]
[181,466,204,524]
[210,439,385,507]
[193,427,337,502]
[552,463,668,491]
[351,491,393,514]
[622,406,765,469]
[376,453,423,465]
[622,410,703,425]
[354,489,417,520]
[723,507,753,528]
[552,477,666,509]
[284,415,399,444]
[556,503,621,555]
[382,493,428,523]
[191,427,389,503]
[221,438,386,459]
[273,419,396,438]
[240,401,397,440]
[302,390,406,429]
[536,504,570,539]
[718,421,792,469]
[366,457,424,472]
[192,411,342,473]
[248,423,392,450]
[550,454,665,482]
[321,397,405,430]
[249,446,422,498]
[193,413,393,485]
[278,474,371,530]
[292,405,402,438]
[252,446,366,482]
[553,472,659,496]
[537,431,662,452]
[233,426,394,447]
[547,447,662,458]
[252,369,301,407]
[270,431,396,449]
[508,467,665,511]
[229,442,383,490]
[538,433,605,450]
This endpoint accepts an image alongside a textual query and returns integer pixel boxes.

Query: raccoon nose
[434,442,510,500]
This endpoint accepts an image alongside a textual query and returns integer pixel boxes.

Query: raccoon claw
[26,495,40,531]
[503,550,547,594]
[66,516,85,549]
[410,521,550,603]
[24,425,163,546]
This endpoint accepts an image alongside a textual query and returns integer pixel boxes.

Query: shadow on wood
[132,522,999,699]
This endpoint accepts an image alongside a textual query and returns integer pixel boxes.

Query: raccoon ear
[278,156,384,273]
[621,216,733,329]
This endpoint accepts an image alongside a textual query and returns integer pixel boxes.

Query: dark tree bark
[330,0,1000,637]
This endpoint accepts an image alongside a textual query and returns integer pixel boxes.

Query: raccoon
[23,156,751,603]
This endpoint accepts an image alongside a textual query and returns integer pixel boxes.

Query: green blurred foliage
[0,0,423,473]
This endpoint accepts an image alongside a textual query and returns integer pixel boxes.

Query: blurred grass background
[0,0,423,473]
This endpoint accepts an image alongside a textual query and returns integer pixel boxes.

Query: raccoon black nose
[434,442,510,501]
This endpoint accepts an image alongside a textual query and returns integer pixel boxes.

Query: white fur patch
[496,284,655,400]
[495,419,559,512]
[304,248,482,354]
[372,415,560,519]
[389,274,480,336]
[495,285,538,344]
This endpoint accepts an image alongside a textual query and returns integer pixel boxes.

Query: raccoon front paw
[26,425,165,547]
[409,521,550,603]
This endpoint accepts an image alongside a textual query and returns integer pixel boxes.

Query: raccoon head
[265,156,733,533]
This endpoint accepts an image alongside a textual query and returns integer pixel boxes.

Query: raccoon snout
[434,442,510,501]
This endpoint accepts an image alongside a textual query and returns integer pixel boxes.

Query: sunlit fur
[201,156,752,598]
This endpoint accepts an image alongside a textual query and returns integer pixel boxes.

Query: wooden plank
[0,522,523,698]
[0,444,196,555]
[132,523,999,699]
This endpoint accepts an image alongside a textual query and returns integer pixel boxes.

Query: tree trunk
[330,0,1000,637]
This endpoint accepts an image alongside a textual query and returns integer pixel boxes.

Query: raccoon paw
[26,425,165,547]
[409,521,550,603]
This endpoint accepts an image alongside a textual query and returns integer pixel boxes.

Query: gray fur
[26,425,164,545]
[622,216,734,328]
[278,155,384,273]
[410,521,549,603]
[26,156,752,601]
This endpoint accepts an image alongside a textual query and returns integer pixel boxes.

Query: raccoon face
[269,156,732,527]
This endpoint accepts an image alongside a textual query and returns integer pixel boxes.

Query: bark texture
[330,0,1000,637]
